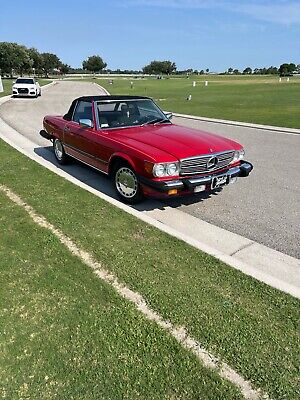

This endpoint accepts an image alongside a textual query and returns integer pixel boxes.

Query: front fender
[109,152,140,175]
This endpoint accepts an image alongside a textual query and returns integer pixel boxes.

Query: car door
[63,100,110,172]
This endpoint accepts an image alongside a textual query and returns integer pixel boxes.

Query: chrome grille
[180,151,235,175]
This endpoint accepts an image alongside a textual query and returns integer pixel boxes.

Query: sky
[0,0,299,71]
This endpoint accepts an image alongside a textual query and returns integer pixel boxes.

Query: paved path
[0,80,299,297]
[0,80,102,146]
[161,116,300,259]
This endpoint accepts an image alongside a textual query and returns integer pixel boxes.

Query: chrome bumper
[139,161,253,193]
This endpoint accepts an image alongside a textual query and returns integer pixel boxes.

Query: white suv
[12,77,41,98]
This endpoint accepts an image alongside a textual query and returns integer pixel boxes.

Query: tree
[60,63,71,75]
[27,47,43,74]
[243,67,252,74]
[0,42,32,76]
[82,55,107,73]
[227,67,233,74]
[41,52,61,77]
[233,69,240,75]
[279,63,296,76]
[205,68,209,74]
[143,60,176,75]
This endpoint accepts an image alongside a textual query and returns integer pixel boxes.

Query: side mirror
[79,118,93,128]
[165,112,173,120]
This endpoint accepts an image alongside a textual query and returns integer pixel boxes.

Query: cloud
[124,0,300,25]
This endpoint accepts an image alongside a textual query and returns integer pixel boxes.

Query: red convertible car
[40,95,253,204]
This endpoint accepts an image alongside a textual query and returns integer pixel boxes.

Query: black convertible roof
[75,95,150,102]
[64,95,151,120]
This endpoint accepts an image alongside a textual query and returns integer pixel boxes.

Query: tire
[53,138,68,165]
[113,162,143,204]
[39,89,42,97]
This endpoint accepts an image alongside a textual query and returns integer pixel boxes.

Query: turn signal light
[168,189,178,195]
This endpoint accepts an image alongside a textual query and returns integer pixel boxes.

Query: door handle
[64,126,70,132]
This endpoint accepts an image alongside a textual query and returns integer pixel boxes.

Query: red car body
[41,95,253,203]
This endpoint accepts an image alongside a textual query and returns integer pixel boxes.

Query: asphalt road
[0,80,299,258]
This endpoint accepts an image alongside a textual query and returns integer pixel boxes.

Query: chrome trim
[180,150,235,176]
[180,150,234,162]
[186,176,212,185]
[64,143,108,165]
[227,166,241,177]
[164,180,185,188]
[94,100,101,130]
[64,148,109,175]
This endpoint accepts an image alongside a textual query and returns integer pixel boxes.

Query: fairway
[0,138,299,399]
[94,75,300,129]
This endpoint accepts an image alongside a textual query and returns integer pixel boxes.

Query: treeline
[222,63,299,76]
[0,42,71,77]
[0,42,109,77]
[1,42,299,78]
[142,61,300,76]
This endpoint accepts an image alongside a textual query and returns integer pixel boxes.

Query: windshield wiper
[141,117,171,126]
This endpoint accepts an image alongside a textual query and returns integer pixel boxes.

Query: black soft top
[64,95,151,120]
[76,95,150,102]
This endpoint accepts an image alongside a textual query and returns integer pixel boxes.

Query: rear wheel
[53,138,68,165]
[113,162,143,204]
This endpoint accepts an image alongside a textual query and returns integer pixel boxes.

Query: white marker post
[187,94,192,101]
[0,76,3,93]
[287,77,290,82]
[193,81,196,87]
[279,77,282,82]
[205,81,208,86]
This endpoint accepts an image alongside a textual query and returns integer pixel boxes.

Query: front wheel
[53,138,68,165]
[113,163,143,204]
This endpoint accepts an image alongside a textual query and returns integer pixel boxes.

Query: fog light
[168,189,178,195]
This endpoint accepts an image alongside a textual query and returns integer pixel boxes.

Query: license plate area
[211,174,228,189]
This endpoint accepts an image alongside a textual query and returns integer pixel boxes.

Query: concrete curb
[0,84,299,300]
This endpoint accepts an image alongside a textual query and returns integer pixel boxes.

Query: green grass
[93,75,300,129]
[0,138,299,399]
[0,78,51,97]
[0,192,241,399]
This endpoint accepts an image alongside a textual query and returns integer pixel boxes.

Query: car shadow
[34,146,222,212]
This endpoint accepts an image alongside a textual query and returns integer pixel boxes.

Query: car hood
[112,123,242,161]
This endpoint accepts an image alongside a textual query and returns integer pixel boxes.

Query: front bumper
[139,161,253,196]
[12,89,37,97]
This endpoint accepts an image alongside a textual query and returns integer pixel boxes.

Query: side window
[73,101,93,124]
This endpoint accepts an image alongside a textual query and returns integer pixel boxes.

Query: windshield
[97,99,170,129]
[16,78,34,84]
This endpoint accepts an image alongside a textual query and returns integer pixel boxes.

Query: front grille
[180,151,235,175]
[18,88,29,94]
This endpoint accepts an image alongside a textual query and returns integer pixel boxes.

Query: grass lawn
[0,78,51,98]
[92,75,300,129]
[0,138,299,399]
[0,192,241,399]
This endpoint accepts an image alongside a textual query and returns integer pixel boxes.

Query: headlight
[166,163,179,176]
[232,149,245,162]
[153,164,165,177]
[152,162,179,177]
